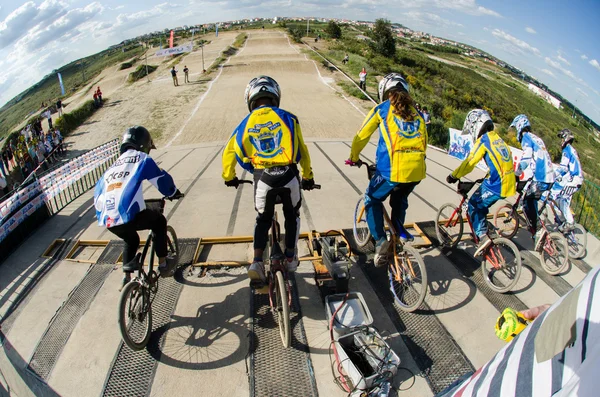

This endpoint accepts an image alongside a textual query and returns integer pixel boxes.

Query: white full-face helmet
[244,75,281,112]
[378,72,410,103]
[463,109,494,142]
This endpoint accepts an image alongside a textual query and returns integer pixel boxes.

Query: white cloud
[590,59,600,72]
[402,12,464,28]
[491,29,540,56]
[541,69,555,77]
[525,26,536,34]
[581,54,588,60]
[557,54,570,66]
[431,0,501,17]
[545,57,577,80]
[576,87,589,98]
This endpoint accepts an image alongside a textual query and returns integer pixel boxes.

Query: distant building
[528,83,561,109]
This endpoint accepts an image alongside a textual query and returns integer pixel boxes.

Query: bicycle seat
[123,253,142,272]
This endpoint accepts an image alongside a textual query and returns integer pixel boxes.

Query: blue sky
[0,0,598,124]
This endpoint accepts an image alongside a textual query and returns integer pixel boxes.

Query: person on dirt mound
[446,109,516,256]
[345,72,427,267]
[222,75,316,282]
[94,126,183,287]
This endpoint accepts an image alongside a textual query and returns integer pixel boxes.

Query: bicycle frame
[268,212,292,309]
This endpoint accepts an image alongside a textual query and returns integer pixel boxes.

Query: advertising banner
[155,43,193,57]
[448,128,488,171]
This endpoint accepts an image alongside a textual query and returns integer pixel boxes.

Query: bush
[325,21,342,39]
[429,120,448,148]
[288,27,303,43]
[128,64,157,82]
[119,62,133,70]
[54,99,101,135]
[370,19,396,58]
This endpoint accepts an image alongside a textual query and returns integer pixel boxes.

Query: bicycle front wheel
[566,224,587,259]
[539,232,569,275]
[166,226,179,258]
[389,245,428,312]
[481,237,522,293]
[493,202,519,239]
[353,196,373,251]
[118,281,152,351]
[435,203,464,248]
[274,271,291,348]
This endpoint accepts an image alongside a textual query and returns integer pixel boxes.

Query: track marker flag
[216,23,218,37]
[57,72,65,95]
[169,30,174,48]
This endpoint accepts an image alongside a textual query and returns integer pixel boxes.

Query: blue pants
[468,185,502,238]
[523,181,552,232]
[364,171,419,242]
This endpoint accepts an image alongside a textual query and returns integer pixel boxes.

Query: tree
[371,19,396,58]
[325,21,342,39]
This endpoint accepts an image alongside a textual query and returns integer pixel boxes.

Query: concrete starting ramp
[1,140,600,397]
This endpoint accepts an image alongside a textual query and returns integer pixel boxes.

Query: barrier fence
[573,179,600,238]
[0,139,119,259]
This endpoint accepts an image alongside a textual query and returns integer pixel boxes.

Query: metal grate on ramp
[417,221,528,313]
[518,249,572,296]
[250,273,319,397]
[101,238,198,397]
[96,240,125,264]
[28,262,114,379]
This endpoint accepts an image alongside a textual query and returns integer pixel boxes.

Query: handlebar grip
[239,180,253,185]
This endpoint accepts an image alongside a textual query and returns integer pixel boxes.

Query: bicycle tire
[435,203,464,248]
[118,281,152,351]
[167,226,179,258]
[493,202,519,239]
[353,196,373,251]
[481,237,522,293]
[539,231,569,275]
[274,270,291,348]
[388,245,428,312]
[566,224,587,259]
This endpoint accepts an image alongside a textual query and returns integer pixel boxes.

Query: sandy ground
[63,30,371,153]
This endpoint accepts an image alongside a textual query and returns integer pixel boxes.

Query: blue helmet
[510,114,531,142]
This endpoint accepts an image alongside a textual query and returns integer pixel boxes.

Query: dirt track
[64,30,369,152]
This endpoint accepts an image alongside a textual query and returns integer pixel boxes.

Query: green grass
[0,44,145,139]
[127,65,158,82]
[206,33,248,73]
[119,62,134,70]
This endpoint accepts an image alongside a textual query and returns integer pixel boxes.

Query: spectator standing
[56,99,63,117]
[359,67,367,90]
[422,106,431,134]
[55,129,64,155]
[183,65,190,83]
[2,150,9,173]
[97,86,103,103]
[0,174,7,197]
[171,66,179,86]
[342,53,349,65]
[46,109,53,129]
[93,91,99,108]
[0,151,5,178]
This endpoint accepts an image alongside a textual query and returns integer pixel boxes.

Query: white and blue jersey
[94,149,176,228]
[556,144,583,186]
[518,132,554,184]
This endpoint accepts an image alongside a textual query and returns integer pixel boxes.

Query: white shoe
[374,238,391,268]
[286,255,299,272]
[534,229,547,251]
[248,261,266,282]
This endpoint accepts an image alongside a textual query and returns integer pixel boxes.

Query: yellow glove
[495,308,529,342]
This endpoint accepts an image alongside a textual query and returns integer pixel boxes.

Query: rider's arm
[294,120,314,180]
[222,132,239,182]
[349,106,381,162]
[518,136,534,173]
[451,139,486,179]
[142,156,177,197]
[555,149,570,178]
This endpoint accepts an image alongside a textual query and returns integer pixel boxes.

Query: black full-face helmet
[120,125,156,154]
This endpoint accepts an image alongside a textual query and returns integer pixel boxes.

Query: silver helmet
[463,109,494,142]
[244,75,281,112]
[378,72,409,103]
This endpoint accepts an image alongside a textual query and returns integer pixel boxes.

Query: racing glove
[225,177,240,188]
[446,174,459,184]
[302,178,315,190]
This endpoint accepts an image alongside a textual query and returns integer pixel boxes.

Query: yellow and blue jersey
[451,131,516,198]
[222,106,313,181]
[350,101,427,183]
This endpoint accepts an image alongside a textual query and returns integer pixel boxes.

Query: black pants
[253,166,301,252]
[108,209,167,266]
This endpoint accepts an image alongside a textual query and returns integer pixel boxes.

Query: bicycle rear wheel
[566,224,586,259]
[435,203,464,248]
[273,270,291,348]
[493,202,519,239]
[539,232,569,275]
[353,196,373,250]
[118,281,152,351]
[481,238,522,293]
[389,245,427,312]
[166,226,179,258]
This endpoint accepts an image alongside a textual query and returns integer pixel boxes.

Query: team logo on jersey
[393,117,421,139]
[498,145,511,162]
[249,121,284,158]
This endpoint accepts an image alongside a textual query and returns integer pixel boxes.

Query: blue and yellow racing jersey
[451,131,516,198]
[222,106,313,181]
[350,101,427,183]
